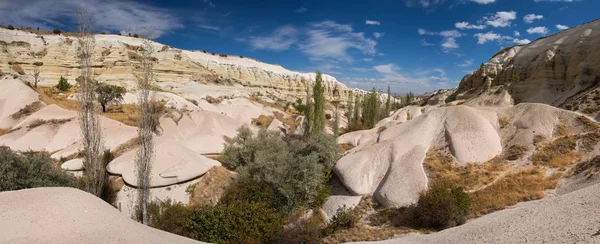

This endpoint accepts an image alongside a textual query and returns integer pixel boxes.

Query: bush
[149,199,284,243]
[133,33,139,38]
[221,126,339,212]
[55,76,72,91]
[410,181,470,230]
[52,28,61,34]
[7,25,14,30]
[220,178,287,213]
[0,149,75,191]
[323,205,361,236]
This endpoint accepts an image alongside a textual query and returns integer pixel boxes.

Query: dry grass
[188,166,236,206]
[423,149,508,191]
[554,123,572,137]
[252,115,273,129]
[11,64,25,75]
[321,224,413,243]
[101,104,141,126]
[10,101,43,120]
[578,132,600,152]
[577,115,600,130]
[248,96,289,113]
[503,144,527,161]
[273,111,299,133]
[204,95,221,104]
[339,143,355,154]
[26,118,72,130]
[469,167,561,217]
[498,116,511,129]
[127,51,142,61]
[0,128,10,137]
[406,111,412,121]
[377,126,387,134]
[571,156,600,179]
[112,137,140,158]
[533,134,547,145]
[531,136,581,169]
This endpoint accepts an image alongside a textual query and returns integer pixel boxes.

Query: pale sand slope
[353,182,600,244]
[0,77,40,128]
[0,187,203,244]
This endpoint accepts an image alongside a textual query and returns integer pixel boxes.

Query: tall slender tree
[353,94,361,126]
[76,10,105,197]
[135,40,156,225]
[311,70,326,135]
[331,101,340,137]
[385,85,391,116]
[346,91,354,123]
[303,78,312,138]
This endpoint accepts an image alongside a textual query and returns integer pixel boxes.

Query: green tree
[311,70,326,135]
[96,83,126,113]
[385,85,391,116]
[55,76,72,91]
[331,101,340,137]
[363,88,381,129]
[346,92,354,122]
[303,80,312,138]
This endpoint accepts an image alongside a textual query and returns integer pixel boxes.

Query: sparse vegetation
[410,180,471,230]
[532,136,580,169]
[323,205,362,236]
[52,28,61,34]
[26,118,72,130]
[96,83,126,113]
[11,64,25,75]
[499,115,511,128]
[55,76,72,91]
[10,101,43,120]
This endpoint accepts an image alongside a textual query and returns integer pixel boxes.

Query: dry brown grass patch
[503,144,527,161]
[274,111,298,133]
[0,128,10,137]
[571,156,600,179]
[377,126,387,133]
[423,149,507,191]
[554,123,572,137]
[26,118,72,130]
[127,51,142,61]
[112,137,140,158]
[578,132,600,152]
[532,136,581,169]
[339,143,355,154]
[533,134,547,145]
[498,116,511,129]
[38,86,79,111]
[577,115,600,131]
[11,64,25,75]
[469,167,560,217]
[252,115,273,129]
[321,224,413,243]
[10,101,43,120]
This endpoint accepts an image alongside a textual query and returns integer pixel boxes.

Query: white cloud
[248,25,299,51]
[455,21,486,29]
[404,0,448,8]
[374,64,398,74]
[484,11,517,28]
[295,7,307,13]
[363,58,374,62]
[527,26,549,35]
[439,30,463,38]
[474,31,511,44]
[513,38,531,44]
[366,20,381,25]
[471,0,496,4]
[457,59,474,67]
[300,21,377,62]
[556,24,569,30]
[373,32,385,39]
[198,24,220,31]
[524,14,544,24]
[421,39,436,46]
[0,0,183,39]
[442,38,459,50]
[514,31,520,36]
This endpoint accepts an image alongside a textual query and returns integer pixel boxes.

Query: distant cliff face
[452,19,600,119]
[0,28,355,103]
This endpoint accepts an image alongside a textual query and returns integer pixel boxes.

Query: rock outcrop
[447,19,600,120]
[0,28,357,104]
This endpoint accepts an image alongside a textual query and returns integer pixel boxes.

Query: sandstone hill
[0,27,357,104]
[438,19,600,121]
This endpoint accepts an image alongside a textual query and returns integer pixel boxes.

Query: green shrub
[0,149,75,191]
[55,76,72,91]
[221,126,339,212]
[323,205,361,236]
[411,180,471,230]
[220,178,287,213]
[7,25,14,30]
[276,212,325,243]
[52,28,61,34]
[149,199,284,244]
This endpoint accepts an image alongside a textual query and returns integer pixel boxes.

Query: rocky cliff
[0,28,355,103]
[450,19,600,120]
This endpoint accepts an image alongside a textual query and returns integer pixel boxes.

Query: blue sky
[0,0,596,94]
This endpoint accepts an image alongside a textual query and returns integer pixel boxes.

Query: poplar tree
[310,70,326,135]
[346,91,354,122]
[385,85,391,116]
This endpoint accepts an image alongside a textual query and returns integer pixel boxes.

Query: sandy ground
[0,187,203,244]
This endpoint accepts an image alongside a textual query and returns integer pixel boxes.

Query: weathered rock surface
[335,103,598,207]
[0,28,359,104]
[106,137,221,187]
[0,187,202,244]
[447,19,600,119]
[0,77,40,128]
